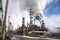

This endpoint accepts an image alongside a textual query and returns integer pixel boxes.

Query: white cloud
[38,0,54,10]
[43,14,60,33]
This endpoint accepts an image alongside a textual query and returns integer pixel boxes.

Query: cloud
[43,14,60,33]
[38,0,54,10]
[18,0,39,11]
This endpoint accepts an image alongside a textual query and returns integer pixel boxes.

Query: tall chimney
[22,17,25,27]
[22,17,25,35]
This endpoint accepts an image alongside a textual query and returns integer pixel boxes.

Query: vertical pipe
[2,0,9,40]
[34,18,35,25]
[27,22,28,33]
[22,17,25,35]
[8,16,10,32]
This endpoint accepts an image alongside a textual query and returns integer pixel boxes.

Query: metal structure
[22,17,25,35]
[22,17,25,27]
[34,13,42,25]
[8,16,10,32]
[2,0,9,40]
[27,22,28,32]
[9,22,13,31]
[41,20,45,31]
[30,8,34,26]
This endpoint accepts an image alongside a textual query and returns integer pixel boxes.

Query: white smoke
[19,0,40,11]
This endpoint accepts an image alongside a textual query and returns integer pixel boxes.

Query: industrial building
[15,8,48,37]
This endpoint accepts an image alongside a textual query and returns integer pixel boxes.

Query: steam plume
[19,0,40,11]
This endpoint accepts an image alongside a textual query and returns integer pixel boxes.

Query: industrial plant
[15,8,48,36]
[0,0,60,40]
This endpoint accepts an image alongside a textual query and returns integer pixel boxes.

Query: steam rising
[19,0,40,11]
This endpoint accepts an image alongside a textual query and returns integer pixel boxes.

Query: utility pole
[2,0,9,40]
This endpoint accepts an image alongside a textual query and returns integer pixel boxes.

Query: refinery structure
[1,0,60,40]
[1,0,49,40]
[14,8,48,36]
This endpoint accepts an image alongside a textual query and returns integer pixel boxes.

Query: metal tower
[30,8,34,26]
[22,17,25,35]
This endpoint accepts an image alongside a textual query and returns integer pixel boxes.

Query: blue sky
[44,0,60,16]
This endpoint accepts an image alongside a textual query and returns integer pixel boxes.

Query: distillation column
[30,8,33,26]
[22,17,25,35]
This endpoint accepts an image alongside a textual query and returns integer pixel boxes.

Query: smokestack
[22,17,25,27]
[22,17,25,35]
[41,20,45,27]
[30,8,33,26]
